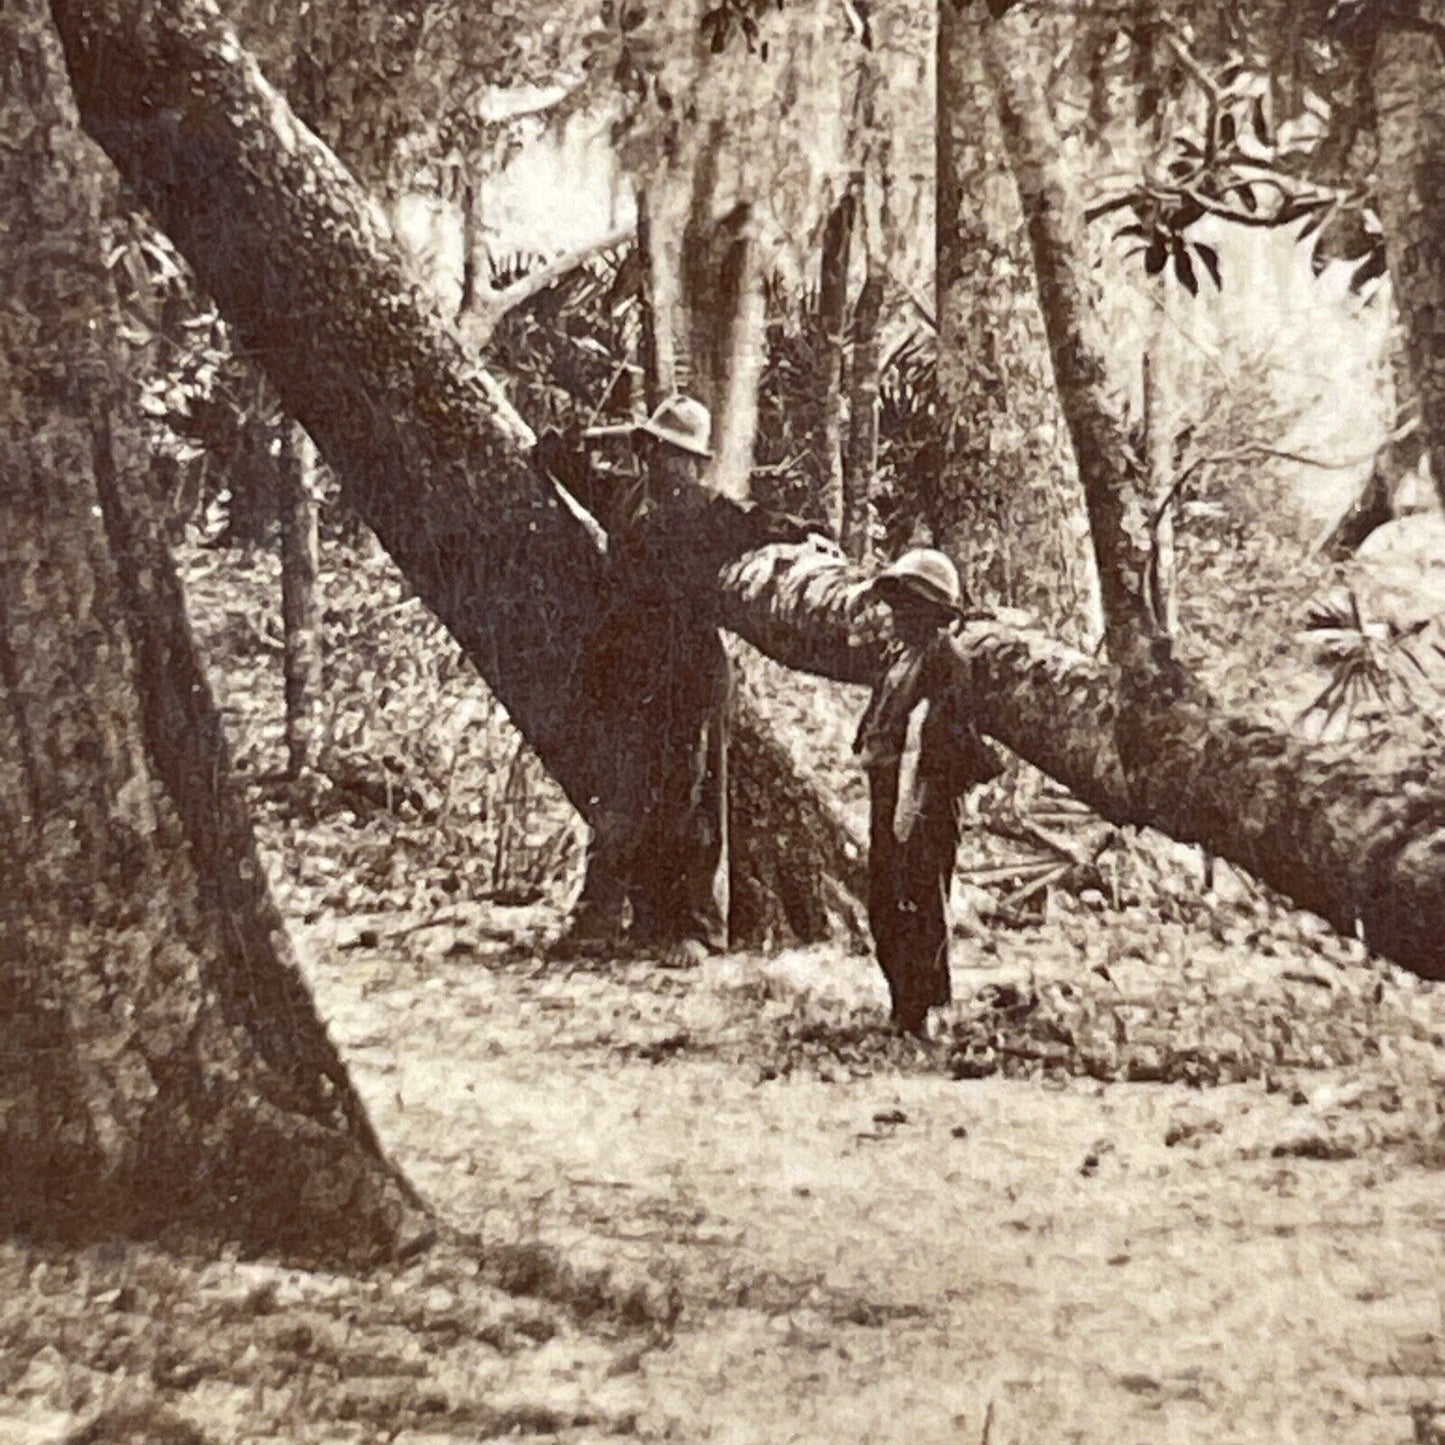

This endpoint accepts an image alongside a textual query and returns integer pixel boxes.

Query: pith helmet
[867,548,964,613]
[637,394,713,458]
[581,394,714,459]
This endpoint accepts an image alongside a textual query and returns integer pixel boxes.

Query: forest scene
[1,0,1443,1440]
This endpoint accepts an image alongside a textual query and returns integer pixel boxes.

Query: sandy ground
[2,872,1439,1445]
[299,902,1444,1445]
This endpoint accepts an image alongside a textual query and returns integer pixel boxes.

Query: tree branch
[461,223,635,347]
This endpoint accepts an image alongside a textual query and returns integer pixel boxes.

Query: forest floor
[2,542,1443,1445]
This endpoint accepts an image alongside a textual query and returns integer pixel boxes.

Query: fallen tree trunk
[53,0,1445,980]
[52,0,604,796]
[721,544,1445,979]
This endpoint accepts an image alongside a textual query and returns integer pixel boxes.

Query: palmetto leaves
[1297,589,1442,739]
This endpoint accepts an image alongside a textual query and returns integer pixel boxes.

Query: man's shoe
[656,937,716,970]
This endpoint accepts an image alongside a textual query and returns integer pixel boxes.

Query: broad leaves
[1087,35,1386,298]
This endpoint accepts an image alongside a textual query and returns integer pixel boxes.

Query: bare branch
[883,263,938,333]
[1148,439,1390,538]
[461,223,635,346]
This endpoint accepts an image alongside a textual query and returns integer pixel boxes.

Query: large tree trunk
[1370,6,1445,513]
[49,0,857,950]
[52,0,604,792]
[935,0,1093,629]
[0,4,416,1258]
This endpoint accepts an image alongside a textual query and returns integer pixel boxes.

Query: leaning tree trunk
[983,21,1160,673]
[0,2,417,1259]
[1369,7,1445,512]
[935,0,1093,630]
[50,0,860,950]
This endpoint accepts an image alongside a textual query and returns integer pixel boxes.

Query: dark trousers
[577,600,730,952]
[865,758,956,1033]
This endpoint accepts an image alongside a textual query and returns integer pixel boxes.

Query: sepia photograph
[1,0,1442,1440]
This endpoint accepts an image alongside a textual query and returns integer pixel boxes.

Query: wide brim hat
[582,394,713,459]
[864,548,965,615]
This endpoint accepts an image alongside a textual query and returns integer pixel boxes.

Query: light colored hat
[866,548,964,613]
[582,394,713,459]
[638,395,713,458]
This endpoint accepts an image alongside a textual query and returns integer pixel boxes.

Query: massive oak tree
[1,0,419,1258]
[44,0,1445,982]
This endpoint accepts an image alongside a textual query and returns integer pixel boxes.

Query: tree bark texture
[0,2,416,1258]
[1370,6,1445,513]
[280,421,322,778]
[935,1,1093,629]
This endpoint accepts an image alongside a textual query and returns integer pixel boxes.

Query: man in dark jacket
[552,396,735,964]
[854,549,1004,1033]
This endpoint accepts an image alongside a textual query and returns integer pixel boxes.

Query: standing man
[564,396,733,965]
[853,549,1004,1033]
